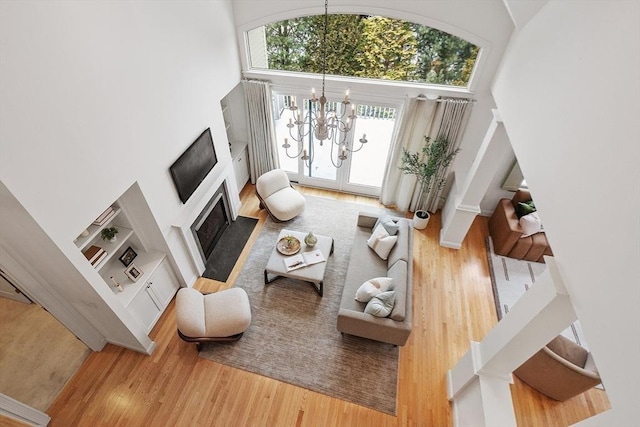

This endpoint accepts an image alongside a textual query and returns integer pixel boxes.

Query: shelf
[100,250,166,307]
[75,207,122,250]
[91,227,134,270]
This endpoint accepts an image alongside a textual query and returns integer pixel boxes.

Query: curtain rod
[416,95,476,103]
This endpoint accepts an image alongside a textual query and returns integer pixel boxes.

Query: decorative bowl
[277,236,301,255]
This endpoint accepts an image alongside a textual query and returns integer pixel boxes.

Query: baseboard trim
[439,236,463,250]
[0,393,51,426]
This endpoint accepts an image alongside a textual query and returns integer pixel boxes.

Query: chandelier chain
[280,0,368,170]
[322,0,328,98]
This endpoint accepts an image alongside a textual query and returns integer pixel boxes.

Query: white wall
[492,2,640,424]
[0,1,242,348]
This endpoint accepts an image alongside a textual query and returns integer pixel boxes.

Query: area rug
[199,195,402,415]
[202,216,258,282]
[485,236,588,348]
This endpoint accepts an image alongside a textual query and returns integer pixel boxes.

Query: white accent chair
[176,287,251,350]
[255,169,306,222]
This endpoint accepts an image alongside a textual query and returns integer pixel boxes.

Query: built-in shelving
[74,189,179,334]
[100,249,165,307]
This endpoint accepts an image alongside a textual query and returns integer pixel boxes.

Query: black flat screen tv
[170,128,218,204]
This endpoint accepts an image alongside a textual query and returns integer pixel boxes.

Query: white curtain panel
[380,97,437,212]
[242,79,280,183]
[422,98,473,212]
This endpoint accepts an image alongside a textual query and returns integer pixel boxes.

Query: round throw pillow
[364,291,395,317]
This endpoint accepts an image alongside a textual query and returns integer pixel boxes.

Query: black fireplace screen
[193,191,229,261]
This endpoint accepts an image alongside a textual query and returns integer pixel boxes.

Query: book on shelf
[83,245,105,264]
[92,207,115,226]
[283,249,326,272]
[91,250,108,268]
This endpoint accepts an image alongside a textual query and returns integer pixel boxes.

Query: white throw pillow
[364,291,395,317]
[374,214,399,235]
[367,224,398,260]
[354,277,394,303]
[520,211,543,237]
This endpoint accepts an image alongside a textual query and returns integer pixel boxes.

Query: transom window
[247,14,479,88]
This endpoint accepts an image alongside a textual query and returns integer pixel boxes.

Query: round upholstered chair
[255,169,305,222]
[176,287,251,350]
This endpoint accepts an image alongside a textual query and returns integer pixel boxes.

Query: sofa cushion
[340,226,388,313]
[364,291,395,317]
[387,260,408,321]
[367,224,397,260]
[374,214,399,235]
[387,218,410,268]
[355,277,394,303]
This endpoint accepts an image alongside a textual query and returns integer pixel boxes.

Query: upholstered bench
[176,287,251,350]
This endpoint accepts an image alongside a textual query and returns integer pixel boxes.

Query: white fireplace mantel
[171,165,240,277]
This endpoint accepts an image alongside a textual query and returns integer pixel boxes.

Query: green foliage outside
[263,14,478,87]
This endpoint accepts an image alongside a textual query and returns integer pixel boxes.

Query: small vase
[304,232,317,247]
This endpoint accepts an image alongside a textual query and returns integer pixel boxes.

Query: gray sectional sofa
[337,212,413,346]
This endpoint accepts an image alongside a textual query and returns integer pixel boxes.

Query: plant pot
[413,210,430,230]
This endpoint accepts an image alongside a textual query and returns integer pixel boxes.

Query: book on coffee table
[284,249,326,272]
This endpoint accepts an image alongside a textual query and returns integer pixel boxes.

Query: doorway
[0,270,90,412]
[274,93,399,196]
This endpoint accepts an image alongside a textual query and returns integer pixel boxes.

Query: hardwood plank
[47,184,610,426]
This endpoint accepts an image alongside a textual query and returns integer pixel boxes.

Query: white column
[440,110,512,249]
[447,258,578,426]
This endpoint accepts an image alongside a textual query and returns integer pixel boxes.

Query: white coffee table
[264,229,334,296]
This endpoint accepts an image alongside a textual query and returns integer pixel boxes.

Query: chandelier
[282,0,368,168]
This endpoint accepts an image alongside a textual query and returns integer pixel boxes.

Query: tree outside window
[260,14,479,87]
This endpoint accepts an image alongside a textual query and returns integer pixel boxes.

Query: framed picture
[118,246,137,267]
[124,263,143,282]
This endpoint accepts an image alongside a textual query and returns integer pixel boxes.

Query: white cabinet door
[127,260,179,333]
[147,261,179,310]
[128,285,161,333]
[233,147,250,193]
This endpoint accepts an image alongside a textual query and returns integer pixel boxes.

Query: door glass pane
[348,105,397,188]
[304,99,337,181]
[274,95,299,174]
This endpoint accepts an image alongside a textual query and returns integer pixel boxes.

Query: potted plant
[400,135,459,229]
[101,226,119,242]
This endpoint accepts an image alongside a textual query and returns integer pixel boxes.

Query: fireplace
[191,185,230,263]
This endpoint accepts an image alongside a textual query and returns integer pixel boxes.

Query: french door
[273,93,398,196]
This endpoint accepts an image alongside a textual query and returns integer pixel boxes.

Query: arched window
[246,14,479,88]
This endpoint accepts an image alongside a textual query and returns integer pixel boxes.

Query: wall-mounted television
[170,128,218,204]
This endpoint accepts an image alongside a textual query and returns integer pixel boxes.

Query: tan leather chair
[488,189,553,262]
[514,335,602,401]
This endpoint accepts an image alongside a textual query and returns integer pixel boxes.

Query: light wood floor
[45,185,610,426]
